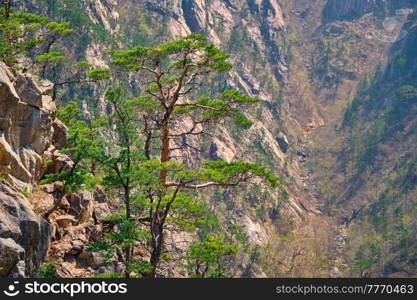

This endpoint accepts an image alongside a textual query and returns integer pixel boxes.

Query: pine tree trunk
[3,0,10,19]
[160,121,170,183]
[124,185,131,278]
[149,227,163,278]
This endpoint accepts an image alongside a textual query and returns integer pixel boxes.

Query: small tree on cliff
[0,3,71,69]
[0,5,47,66]
[105,34,279,277]
[0,4,109,100]
[184,235,238,278]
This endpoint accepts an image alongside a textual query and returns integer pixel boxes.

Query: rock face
[0,237,25,276]
[105,0,288,85]
[70,191,94,223]
[0,62,59,189]
[0,61,121,278]
[0,180,52,277]
[0,63,65,277]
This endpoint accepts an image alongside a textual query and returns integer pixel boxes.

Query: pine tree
[82,34,279,277]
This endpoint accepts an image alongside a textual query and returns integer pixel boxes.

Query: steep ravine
[281,0,417,276]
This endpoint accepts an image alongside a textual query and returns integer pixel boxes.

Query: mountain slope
[2,0,416,278]
[281,0,417,276]
[4,0,334,278]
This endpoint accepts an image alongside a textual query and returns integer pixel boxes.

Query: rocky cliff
[0,62,117,277]
[0,62,57,277]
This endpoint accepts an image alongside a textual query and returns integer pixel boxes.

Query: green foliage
[45,21,74,35]
[162,191,206,231]
[0,7,76,69]
[91,231,149,276]
[36,51,68,63]
[105,217,151,248]
[397,85,417,102]
[111,33,233,73]
[56,101,83,124]
[73,61,92,69]
[0,8,47,66]
[199,161,280,187]
[93,272,124,278]
[347,151,417,276]
[227,223,250,252]
[184,235,238,278]
[87,68,112,80]
[353,258,374,275]
[128,261,153,278]
[36,262,60,278]
[337,35,417,276]
[42,61,111,99]
[343,97,361,128]
[41,102,101,193]
[21,187,30,198]
[0,5,109,104]
[4,5,280,280]
[38,0,110,48]
[87,217,151,277]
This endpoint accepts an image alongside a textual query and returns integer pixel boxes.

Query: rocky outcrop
[44,188,114,278]
[69,191,95,223]
[0,63,59,277]
[0,62,70,277]
[1,59,146,277]
[0,237,24,276]
[247,0,287,79]
[0,180,52,277]
[0,62,62,189]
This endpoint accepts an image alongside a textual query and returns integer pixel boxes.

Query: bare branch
[175,103,223,111]
[164,176,252,189]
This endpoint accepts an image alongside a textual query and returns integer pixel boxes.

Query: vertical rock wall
[0,63,63,277]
